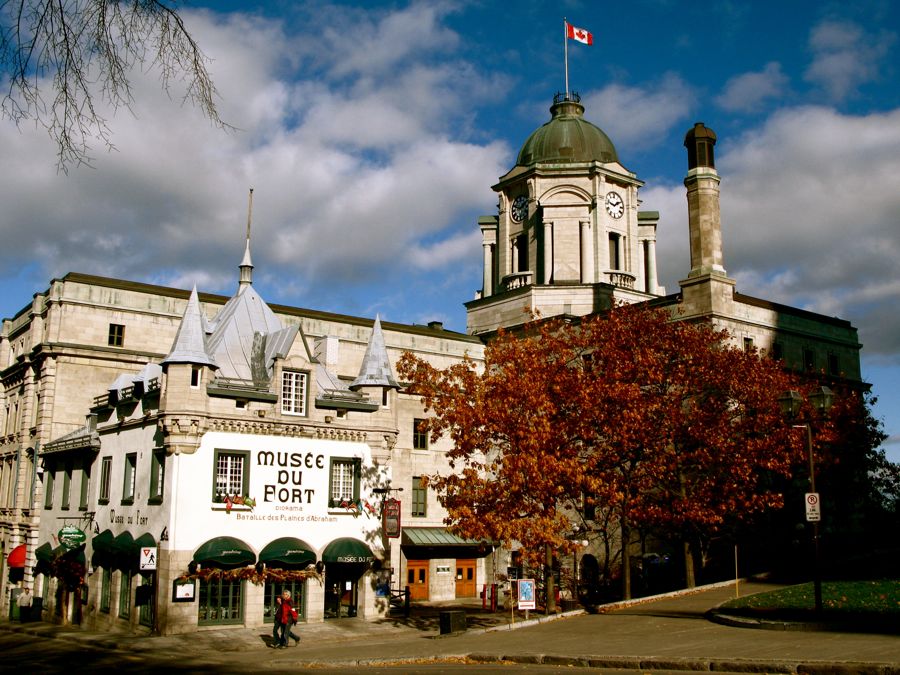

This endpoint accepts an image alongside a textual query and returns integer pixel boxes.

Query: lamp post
[778,386,833,614]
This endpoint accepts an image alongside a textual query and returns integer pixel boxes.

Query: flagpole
[564,18,569,99]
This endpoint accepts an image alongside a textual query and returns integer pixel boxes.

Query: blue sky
[1,0,898,462]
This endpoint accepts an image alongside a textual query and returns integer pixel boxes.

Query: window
[329,457,360,507]
[514,233,528,273]
[213,450,249,500]
[803,348,816,372]
[122,453,137,505]
[411,476,427,517]
[98,457,112,504]
[108,323,125,347]
[149,449,165,504]
[743,337,754,352]
[281,370,308,416]
[264,580,304,623]
[79,460,91,510]
[772,342,784,362]
[100,567,112,613]
[190,366,202,388]
[828,353,840,376]
[61,460,73,510]
[198,576,244,625]
[413,419,428,450]
[608,233,621,269]
[118,570,132,618]
[43,463,55,509]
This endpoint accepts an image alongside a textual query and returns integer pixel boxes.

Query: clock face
[605,191,624,219]
[511,195,528,223]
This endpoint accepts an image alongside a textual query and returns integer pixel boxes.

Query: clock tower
[466,94,664,336]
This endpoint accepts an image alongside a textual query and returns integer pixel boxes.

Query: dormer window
[281,370,308,416]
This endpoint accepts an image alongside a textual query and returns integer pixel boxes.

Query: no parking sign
[805,493,821,522]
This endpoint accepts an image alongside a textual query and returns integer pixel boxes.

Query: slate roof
[350,315,400,390]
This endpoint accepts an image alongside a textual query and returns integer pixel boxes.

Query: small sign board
[517,578,536,610]
[58,525,86,550]
[172,580,195,602]
[139,546,158,571]
[506,566,518,581]
[383,498,401,538]
[805,493,821,522]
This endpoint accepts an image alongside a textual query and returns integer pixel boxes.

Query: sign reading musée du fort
[257,450,327,505]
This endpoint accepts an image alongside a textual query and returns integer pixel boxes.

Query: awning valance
[193,536,256,568]
[6,544,26,568]
[259,537,315,568]
[322,537,374,564]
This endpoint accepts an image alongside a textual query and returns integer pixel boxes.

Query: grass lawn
[718,579,900,631]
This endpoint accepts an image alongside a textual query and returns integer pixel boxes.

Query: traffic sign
[140,546,158,571]
[805,492,821,522]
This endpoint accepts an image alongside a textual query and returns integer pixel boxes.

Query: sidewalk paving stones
[3,581,899,673]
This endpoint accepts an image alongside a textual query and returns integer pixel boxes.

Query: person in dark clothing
[272,595,283,648]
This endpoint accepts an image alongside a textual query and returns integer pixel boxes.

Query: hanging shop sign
[58,525,86,550]
[383,498,401,538]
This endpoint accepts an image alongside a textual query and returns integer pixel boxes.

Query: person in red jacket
[276,590,300,647]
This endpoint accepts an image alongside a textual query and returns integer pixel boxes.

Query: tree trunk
[621,515,632,599]
[683,540,696,588]
[545,543,556,614]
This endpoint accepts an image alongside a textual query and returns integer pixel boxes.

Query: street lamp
[778,385,833,614]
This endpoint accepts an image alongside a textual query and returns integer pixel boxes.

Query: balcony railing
[501,271,534,292]
[605,271,636,289]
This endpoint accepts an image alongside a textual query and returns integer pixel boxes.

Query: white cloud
[804,19,896,101]
[715,62,790,113]
[639,104,900,362]
[0,4,507,314]
[581,74,697,151]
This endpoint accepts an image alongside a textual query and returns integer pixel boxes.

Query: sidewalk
[4,582,900,674]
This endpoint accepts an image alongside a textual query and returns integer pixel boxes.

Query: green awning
[194,536,256,568]
[259,537,315,568]
[401,528,493,558]
[134,533,156,550]
[35,542,54,562]
[92,529,115,554]
[112,531,135,555]
[322,537,374,564]
[53,544,86,564]
[401,527,484,547]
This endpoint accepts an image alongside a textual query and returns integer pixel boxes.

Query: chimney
[684,123,726,278]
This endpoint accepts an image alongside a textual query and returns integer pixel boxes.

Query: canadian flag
[566,22,593,45]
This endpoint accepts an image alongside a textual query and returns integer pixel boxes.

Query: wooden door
[455,559,476,598]
[407,560,429,600]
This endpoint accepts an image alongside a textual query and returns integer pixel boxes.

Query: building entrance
[407,560,429,600]
[455,559,476,597]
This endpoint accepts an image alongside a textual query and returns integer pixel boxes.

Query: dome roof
[516,97,618,166]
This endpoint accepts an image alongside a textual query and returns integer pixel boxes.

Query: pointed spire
[349,315,400,390]
[239,188,254,288]
[163,287,217,368]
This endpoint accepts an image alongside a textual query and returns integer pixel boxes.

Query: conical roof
[162,287,217,368]
[349,315,400,390]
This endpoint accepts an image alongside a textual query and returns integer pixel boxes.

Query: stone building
[2,95,863,629]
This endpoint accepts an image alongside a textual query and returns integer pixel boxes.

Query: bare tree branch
[1,0,229,169]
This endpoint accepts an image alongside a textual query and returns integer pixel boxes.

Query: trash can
[439,610,466,634]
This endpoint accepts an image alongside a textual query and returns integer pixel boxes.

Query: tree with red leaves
[399,303,808,603]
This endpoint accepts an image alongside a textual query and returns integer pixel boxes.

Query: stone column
[482,242,493,297]
[580,221,593,283]
[543,221,553,284]
[646,238,658,294]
